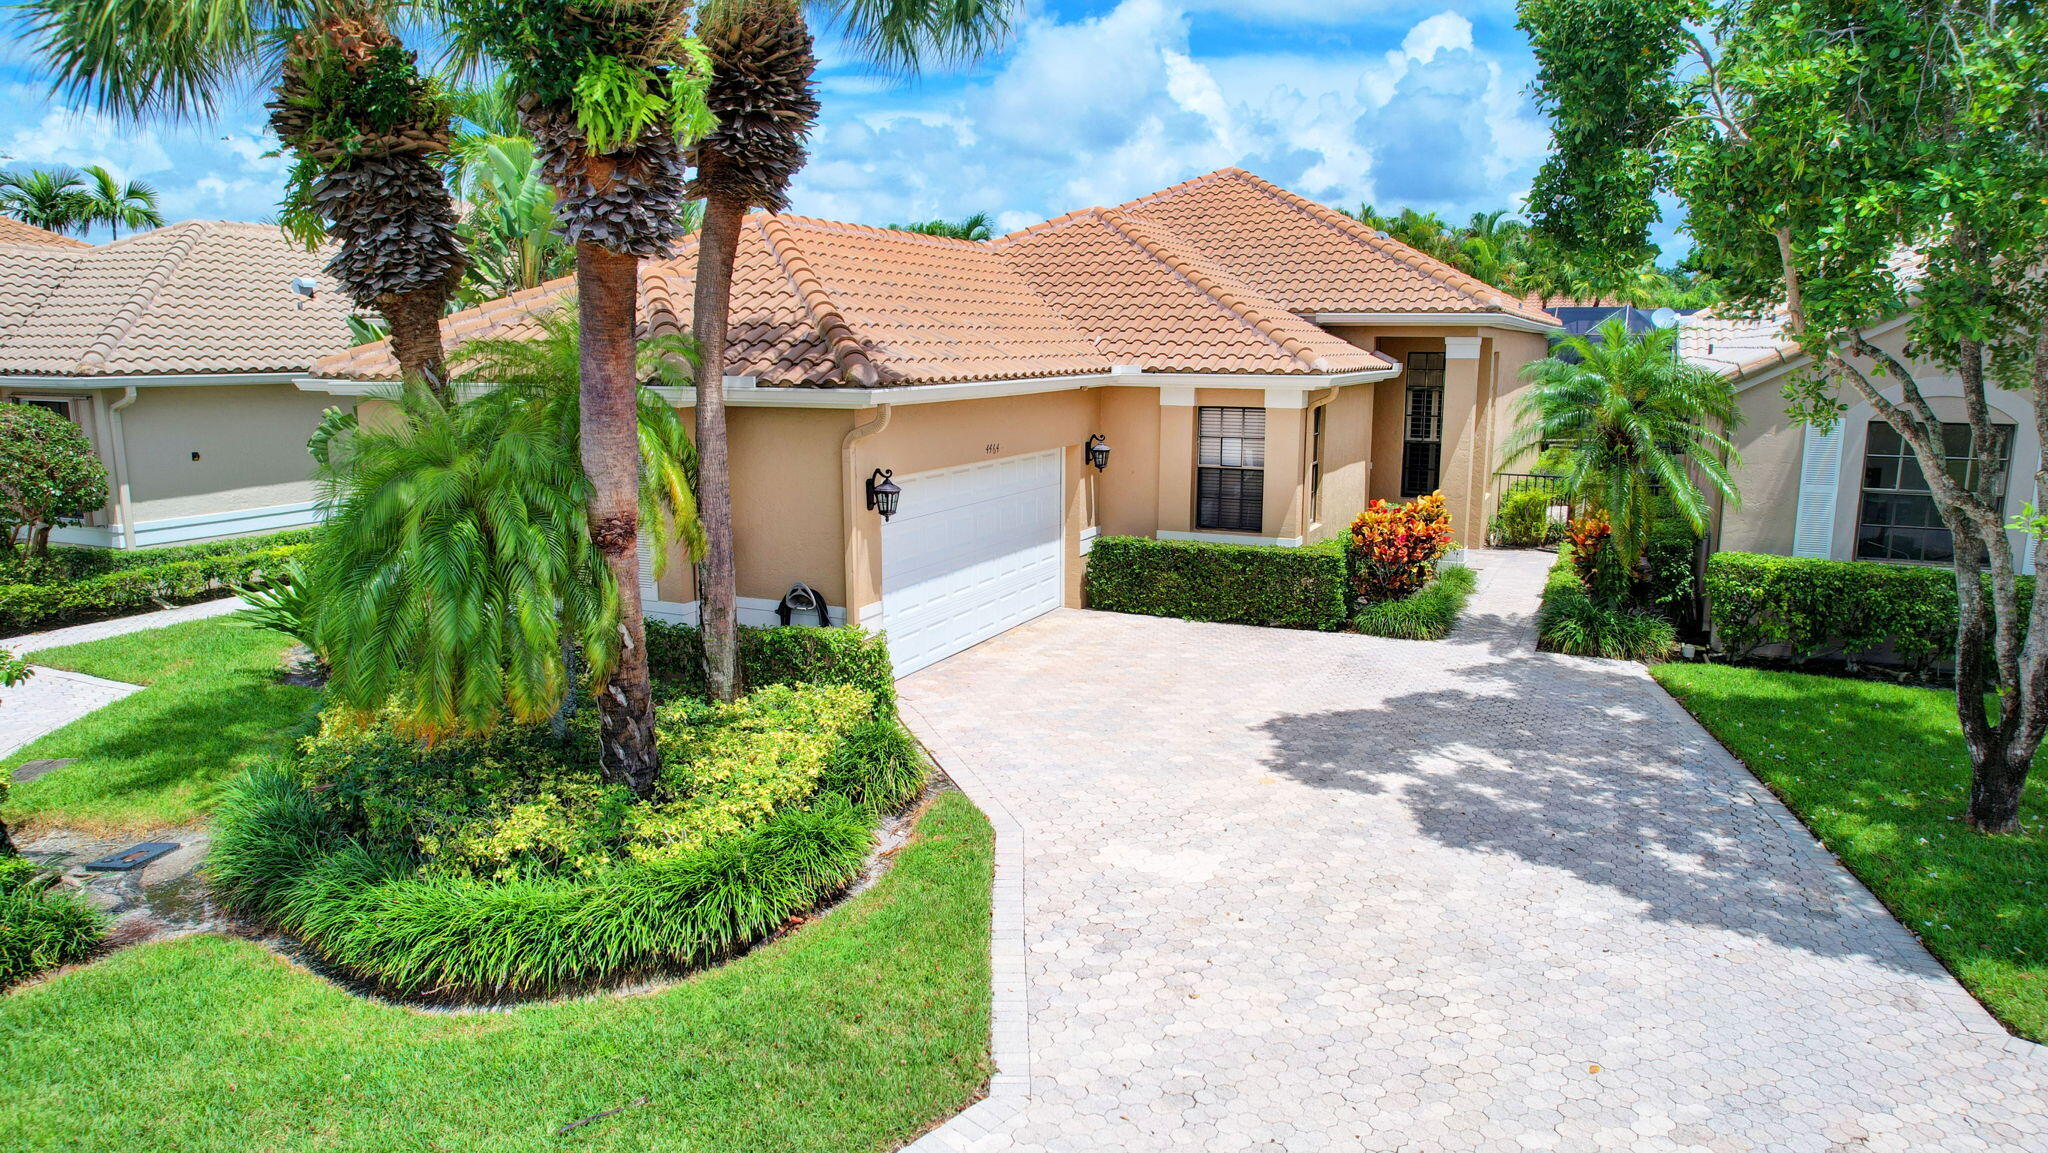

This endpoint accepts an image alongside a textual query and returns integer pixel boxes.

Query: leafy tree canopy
[0,404,109,557]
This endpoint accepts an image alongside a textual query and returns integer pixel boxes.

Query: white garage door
[881,449,1065,675]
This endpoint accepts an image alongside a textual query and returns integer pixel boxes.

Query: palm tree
[0,167,93,234]
[1499,317,1742,583]
[892,212,993,240]
[310,311,702,743]
[77,164,162,239]
[445,0,716,791]
[687,0,1014,702]
[26,0,467,394]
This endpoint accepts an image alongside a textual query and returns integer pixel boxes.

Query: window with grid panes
[1197,406,1265,532]
[1856,420,2012,563]
[1401,352,1445,496]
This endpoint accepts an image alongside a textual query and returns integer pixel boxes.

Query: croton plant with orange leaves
[1347,492,1453,603]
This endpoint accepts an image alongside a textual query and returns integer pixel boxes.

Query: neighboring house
[0,220,354,548]
[1682,308,2038,573]
[308,168,1561,674]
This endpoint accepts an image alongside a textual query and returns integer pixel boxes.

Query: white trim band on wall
[48,498,324,549]
[640,597,849,630]
[1157,530,1305,548]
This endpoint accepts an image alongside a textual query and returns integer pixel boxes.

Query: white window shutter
[1792,423,1843,558]
[636,536,660,604]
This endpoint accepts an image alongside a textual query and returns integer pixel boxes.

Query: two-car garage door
[880,449,1064,676]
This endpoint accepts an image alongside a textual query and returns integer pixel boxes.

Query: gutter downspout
[841,404,893,628]
[108,386,138,549]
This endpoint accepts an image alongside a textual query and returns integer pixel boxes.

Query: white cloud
[789,0,1545,230]
[1,108,174,181]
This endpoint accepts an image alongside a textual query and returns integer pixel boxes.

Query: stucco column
[1156,387,1197,533]
[1440,336,1484,545]
[1261,390,1308,542]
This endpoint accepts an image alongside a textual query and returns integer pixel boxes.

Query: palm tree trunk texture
[381,287,453,401]
[692,195,746,704]
[576,241,662,795]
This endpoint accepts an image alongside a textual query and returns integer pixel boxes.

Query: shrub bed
[646,620,896,707]
[1351,565,1477,640]
[211,665,930,997]
[1084,536,1348,630]
[1536,547,1677,661]
[1703,552,2026,674]
[0,530,315,633]
[0,855,104,988]
[1488,486,1564,548]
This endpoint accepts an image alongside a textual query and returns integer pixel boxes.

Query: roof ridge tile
[74,220,216,373]
[757,214,881,386]
[1095,208,1332,372]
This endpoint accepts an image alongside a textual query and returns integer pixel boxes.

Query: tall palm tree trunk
[577,241,661,793]
[692,195,746,703]
[382,286,452,396]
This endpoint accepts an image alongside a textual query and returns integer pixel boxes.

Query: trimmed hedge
[1351,565,1477,640]
[0,856,104,988]
[1704,552,2030,672]
[0,530,316,633]
[646,621,896,708]
[1084,535,1348,630]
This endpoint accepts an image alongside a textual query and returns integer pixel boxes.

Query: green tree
[309,311,702,747]
[0,167,92,234]
[454,136,573,306]
[687,0,1014,702]
[443,0,715,792]
[1500,317,1740,579]
[1520,0,2048,831]
[26,0,467,394]
[77,164,162,239]
[891,212,994,240]
[0,404,109,557]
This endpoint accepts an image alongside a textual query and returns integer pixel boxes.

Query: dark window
[1308,404,1326,523]
[1401,352,1445,497]
[1856,420,2012,563]
[14,397,75,422]
[1197,406,1265,533]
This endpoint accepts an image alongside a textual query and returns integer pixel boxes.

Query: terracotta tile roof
[1678,308,1802,380]
[313,167,1540,386]
[0,217,90,248]
[0,221,354,377]
[1103,169,1558,324]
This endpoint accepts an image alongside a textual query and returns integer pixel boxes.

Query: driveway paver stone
[899,549,2048,1152]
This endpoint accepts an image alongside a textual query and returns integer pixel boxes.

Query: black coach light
[866,468,902,521]
[1086,433,1112,472]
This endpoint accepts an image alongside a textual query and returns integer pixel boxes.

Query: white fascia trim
[1158,530,1306,548]
[296,366,1401,407]
[6,371,302,390]
[1307,312,1562,335]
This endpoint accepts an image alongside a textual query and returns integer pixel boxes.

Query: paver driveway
[899,549,2047,1152]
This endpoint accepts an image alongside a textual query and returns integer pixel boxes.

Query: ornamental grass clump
[1347,492,1454,604]
[0,855,104,988]
[1351,565,1477,640]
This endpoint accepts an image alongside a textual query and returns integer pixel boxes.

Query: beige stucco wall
[1716,382,1805,555]
[114,384,335,521]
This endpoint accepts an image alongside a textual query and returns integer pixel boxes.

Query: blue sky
[0,0,1607,244]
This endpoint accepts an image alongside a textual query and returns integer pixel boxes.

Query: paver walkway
[900,549,2047,1152]
[2,594,246,655]
[0,666,139,760]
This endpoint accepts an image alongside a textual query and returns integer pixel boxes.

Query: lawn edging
[895,697,1031,1151]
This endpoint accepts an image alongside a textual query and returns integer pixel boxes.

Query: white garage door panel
[883,450,1064,675]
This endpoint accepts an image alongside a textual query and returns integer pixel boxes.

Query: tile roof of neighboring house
[0,217,91,248]
[0,220,352,377]
[1678,308,1802,380]
[313,167,1550,386]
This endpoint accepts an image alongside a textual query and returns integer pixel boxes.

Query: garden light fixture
[866,468,902,521]
[1086,433,1112,472]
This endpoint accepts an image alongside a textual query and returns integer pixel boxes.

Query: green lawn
[1654,662,2048,1041]
[3,617,319,834]
[1,790,993,1153]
